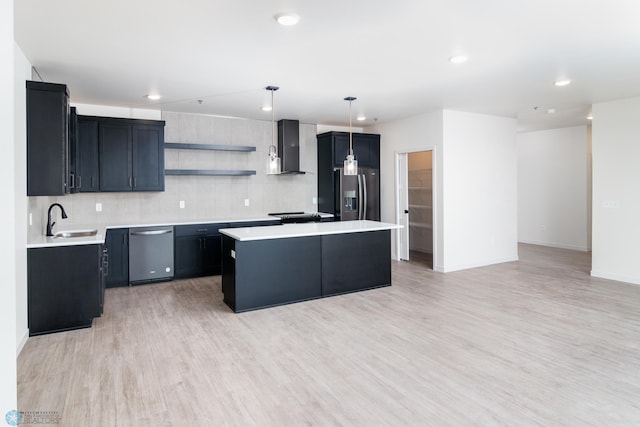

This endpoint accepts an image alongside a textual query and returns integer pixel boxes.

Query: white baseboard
[441,255,520,273]
[591,270,640,286]
[518,239,589,252]
[17,329,29,356]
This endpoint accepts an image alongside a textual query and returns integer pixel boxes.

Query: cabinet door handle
[196,228,208,232]
[129,176,133,188]
[77,175,82,189]
[133,177,137,188]
[69,173,75,189]
[203,238,207,249]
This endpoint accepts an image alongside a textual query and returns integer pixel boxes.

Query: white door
[396,153,410,260]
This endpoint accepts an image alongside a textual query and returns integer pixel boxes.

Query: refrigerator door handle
[362,173,368,220]
[357,174,363,220]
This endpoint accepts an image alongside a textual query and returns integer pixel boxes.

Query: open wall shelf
[164,142,257,176]
[165,142,256,152]
[165,169,256,176]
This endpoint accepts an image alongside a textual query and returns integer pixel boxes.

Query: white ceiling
[14,0,640,132]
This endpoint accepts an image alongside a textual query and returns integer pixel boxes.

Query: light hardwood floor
[18,244,640,426]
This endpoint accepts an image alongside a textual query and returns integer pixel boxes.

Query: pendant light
[343,96,358,176]
[266,86,281,175]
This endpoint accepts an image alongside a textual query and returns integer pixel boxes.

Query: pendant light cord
[349,99,353,155]
[272,89,276,157]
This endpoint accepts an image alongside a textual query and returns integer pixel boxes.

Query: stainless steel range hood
[277,119,306,174]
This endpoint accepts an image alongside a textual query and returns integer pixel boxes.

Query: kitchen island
[219,220,401,312]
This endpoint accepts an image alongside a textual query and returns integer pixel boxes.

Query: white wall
[370,110,443,264]
[14,45,31,353]
[441,110,518,271]
[591,97,640,284]
[517,126,589,251]
[2,0,18,413]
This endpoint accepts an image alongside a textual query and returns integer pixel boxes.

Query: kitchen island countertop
[219,220,401,241]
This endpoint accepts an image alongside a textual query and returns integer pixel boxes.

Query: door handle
[130,229,173,236]
[357,174,363,220]
[362,173,368,220]
[404,209,409,214]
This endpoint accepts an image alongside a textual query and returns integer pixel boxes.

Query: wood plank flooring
[17,244,640,426]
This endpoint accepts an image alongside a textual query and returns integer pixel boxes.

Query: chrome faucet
[46,203,68,236]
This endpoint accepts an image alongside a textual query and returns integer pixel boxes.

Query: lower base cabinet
[105,228,129,287]
[174,224,225,279]
[28,244,105,336]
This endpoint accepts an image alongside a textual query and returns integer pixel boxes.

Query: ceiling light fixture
[449,55,468,64]
[261,105,272,112]
[554,79,571,87]
[343,96,358,176]
[587,114,593,120]
[145,94,161,100]
[356,115,366,121]
[275,13,300,26]
[547,108,556,114]
[265,86,281,175]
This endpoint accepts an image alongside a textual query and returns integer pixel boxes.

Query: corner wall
[517,126,589,251]
[14,45,31,353]
[441,110,518,271]
[370,110,443,264]
[591,97,640,284]
[2,0,18,412]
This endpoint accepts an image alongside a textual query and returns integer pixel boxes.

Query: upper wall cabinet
[317,131,380,170]
[75,116,100,192]
[26,81,71,196]
[85,116,165,192]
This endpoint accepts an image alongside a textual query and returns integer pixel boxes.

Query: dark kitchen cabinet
[174,224,225,279]
[75,116,100,192]
[28,244,105,336]
[26,80,71,196]
[98,117,165,192]
[317,131,380,170]
[317,131,380,217]
[105,228,129,287]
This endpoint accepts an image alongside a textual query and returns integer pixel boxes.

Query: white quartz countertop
[219,220,402,241]
[26,214,333,248]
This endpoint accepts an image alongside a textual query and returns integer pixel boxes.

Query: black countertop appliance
[269,212,322,224]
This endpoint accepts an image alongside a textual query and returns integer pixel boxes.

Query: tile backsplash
[28,111,318,238]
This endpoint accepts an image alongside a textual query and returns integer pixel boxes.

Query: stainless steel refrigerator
[334,167,380,221]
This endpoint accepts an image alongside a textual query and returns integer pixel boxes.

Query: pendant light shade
[266,86,281,175]
[343,96,358,176]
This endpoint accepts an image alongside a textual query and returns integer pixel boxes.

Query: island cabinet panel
[321,230,391,296]
[222,235,322,312]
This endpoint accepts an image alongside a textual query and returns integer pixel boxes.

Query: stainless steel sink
[53,229,98,238]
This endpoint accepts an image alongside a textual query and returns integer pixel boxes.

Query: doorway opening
[396,150,434,270]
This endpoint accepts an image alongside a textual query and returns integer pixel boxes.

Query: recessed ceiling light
[145,94,161,100]
[356,115,366,121]
[547,108,556,114]
[261,105,272,112]
[554,79,571,87]
[449,55,468,64]
[587,114,593,120]
[275,13,300,26]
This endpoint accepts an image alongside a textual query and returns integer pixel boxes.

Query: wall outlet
[179,200,185,209]
[96,203,102,212]
[244,199,250,207]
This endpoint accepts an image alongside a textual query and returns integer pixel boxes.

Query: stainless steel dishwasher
[129,226,174,284]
